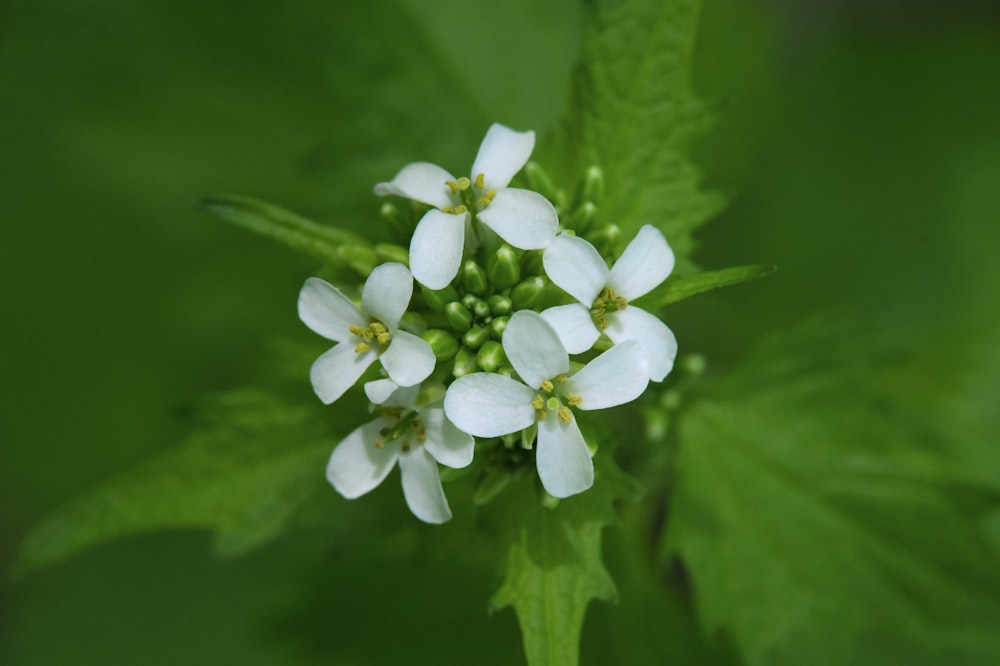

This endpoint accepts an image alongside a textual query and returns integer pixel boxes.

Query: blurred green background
[3,0,999,664]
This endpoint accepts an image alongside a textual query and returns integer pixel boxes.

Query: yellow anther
[477,196,491,207]
[376,332,391,344]
[456,176,471,190]
[371,322,387,333]
[349,325,366,337]
[593,298,606,309]
[558,407,572,423]
[596,317,608,331]
[402,441,411,452]
[442,205,454,213]
[411,418,422,428]
[379,427,390,436]
[546,397,561,411]
[445,180,461,194]
[536,409,547,420]
[615,296,628,310]
[532,395,545,410]
[355,342,371,353]
[567,394,583,406]
[555,374,567,384]
[416,430,426,443]
[453,204,468,214]
[362,329,374,340]
[474,173,485,189]
[540,379,554,393]
[374,439,385,449]
[486,189,496,198]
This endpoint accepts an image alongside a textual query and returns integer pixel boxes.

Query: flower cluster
[299,123,678,522]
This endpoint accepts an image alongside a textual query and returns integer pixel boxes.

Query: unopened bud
[510,276,546,309]
[487,295,512,316]
[422,285,459,312]
[422,329,458,360]
[523,161,558,201]
[453,347,477,378]
[567,201,598,234]
[374,243,410,266]
[460,260,488,296]
[489,315,509,339]
[520,250,544,277]
[379,202,410,239]
[445,302,473,332]
[473,299,491,319]
[581,165,604,204]
[476,341,506,372]
[588,224,622,257]
[487,244,521,289]
[462,326,490,350]
[473,465,512,505]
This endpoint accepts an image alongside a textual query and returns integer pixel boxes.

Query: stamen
[536,409,547,420]
[555,374,567,384]
[474,173,485,189]
[567,395,583,406]
[615,296,628,310]
[411,419,422,428]
[355,342,371,353]
[376,332,390,344]
[416,430,426,443]
[374,439,385,449]
[401,441,411,452]
[453,204,468,214]
[558,407,572,423]
[540,379,554,393]
[532,395,545,410]
[442,205,454,213]
[348,325,366,337]
[445,180,461,194]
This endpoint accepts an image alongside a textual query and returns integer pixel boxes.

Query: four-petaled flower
[327,379,474,524]
[541,225,678,381]
[298,262,435,405]
[444,311,649,498]
[374,123,558,289]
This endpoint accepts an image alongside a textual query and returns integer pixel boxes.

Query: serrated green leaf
[665,319,1000,665]
[556,0,723,266]
[200,193,374,274]
[15,390,333,575]
[637,263,776,309]
[490,460,634,666]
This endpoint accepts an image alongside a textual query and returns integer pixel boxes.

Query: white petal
[373,162,456,209]
[470,123,535,190]
[409,209,467,290]
[542,234,609,305]
[477,188,558,250]
[565,339,649,410]
[536,415,593,498]
[361,262,412,331]
[298,277,366,342]
[398,446,452,524]
[380,330,435,387]
[605,308,678,382]
[327,417,400,499]
[540,304,601,354]
[363,379,419,408]
[607,224,675,299]
[502,311,569,389]
[444,373,535,438]
[310,344,376,405]
[421,407,475,469]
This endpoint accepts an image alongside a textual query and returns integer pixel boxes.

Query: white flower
[443,311,649,498]
[327,379,474,524]
[298,262,435,405]
[374,123,559,290]
[541,225,678,381]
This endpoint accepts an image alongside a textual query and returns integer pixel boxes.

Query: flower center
[373,409,426,453]
[441,173,496,214]
[590,287,628,330]
[349,320,392,354]
[531,374,582,424]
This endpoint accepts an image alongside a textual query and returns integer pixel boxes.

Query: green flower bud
[476,341,506,372]
[588,224,621,257]
[462,326,490,350]
[473,299,491,319]
[461,293,481,310]
[489,315,509,339]
[379,202,411,239]
[487,244,521,289]
[520,250,544,277]
[453,347,477,378]
[460,260,489,295]
[336,244,378,276]
[445,301,473,332]
[522,161,558,201]
[582,165,604,204]
[510,276,546,309]
[496,365,515,378]
[487,294,512,316]
[567,201,598,234]
[374,242,410,266]
[422,285,460,312]
[421,329,458,360]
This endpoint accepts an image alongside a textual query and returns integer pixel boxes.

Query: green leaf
[15,389,333,575]
[665,319,1000,665]
[556,0,723,266]
[490,460,635,666]
[637,263,776,309]
[200,193,376,275]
